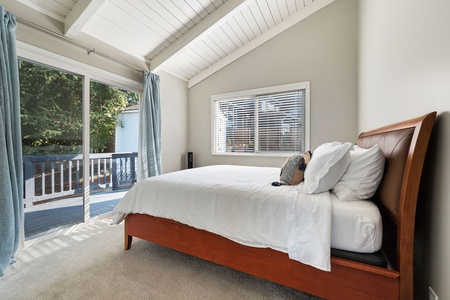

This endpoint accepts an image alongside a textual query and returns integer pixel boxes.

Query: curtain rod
[16,17,145,73]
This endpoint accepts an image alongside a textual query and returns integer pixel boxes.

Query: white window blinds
[257,90,306,152]
[212,82,308,155]
[212,96,255,153]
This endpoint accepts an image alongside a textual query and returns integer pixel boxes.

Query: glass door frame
[82,75,91,221]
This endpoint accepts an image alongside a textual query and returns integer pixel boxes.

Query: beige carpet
[0,215,322,300]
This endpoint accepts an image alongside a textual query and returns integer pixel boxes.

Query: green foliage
[19,60,139,155]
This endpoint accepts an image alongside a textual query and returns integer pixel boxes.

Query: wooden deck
[24,190,127,239]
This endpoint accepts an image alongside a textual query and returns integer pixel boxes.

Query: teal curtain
[0,7,23,276]
[140,71,162,178]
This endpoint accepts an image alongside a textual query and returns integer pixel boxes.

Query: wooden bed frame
[123,112,436,300]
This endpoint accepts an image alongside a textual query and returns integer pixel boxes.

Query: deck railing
[23,152,137,208]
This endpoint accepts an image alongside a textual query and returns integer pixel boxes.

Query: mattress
[330,196,382,253]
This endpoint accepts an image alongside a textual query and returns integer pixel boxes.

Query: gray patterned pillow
[280,151,312,185]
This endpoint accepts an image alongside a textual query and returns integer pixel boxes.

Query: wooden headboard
[355,111,436,299]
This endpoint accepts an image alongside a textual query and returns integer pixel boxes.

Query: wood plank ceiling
[16,0,335,87]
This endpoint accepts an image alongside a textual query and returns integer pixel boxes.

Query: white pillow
[332,145,385,201]
[304,142,353,194]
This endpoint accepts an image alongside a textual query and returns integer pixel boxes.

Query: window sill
[211,152,298,158]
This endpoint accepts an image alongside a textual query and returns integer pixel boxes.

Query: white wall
[158,70,189,173]
[358,1,450,299]
[188,0,358,168]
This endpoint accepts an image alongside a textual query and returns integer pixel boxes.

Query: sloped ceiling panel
[16,0,78,21]
[14,0,335,87]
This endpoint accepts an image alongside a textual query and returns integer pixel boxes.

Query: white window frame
[211,82,310,157]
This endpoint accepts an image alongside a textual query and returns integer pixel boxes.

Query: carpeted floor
[0,215,323,300]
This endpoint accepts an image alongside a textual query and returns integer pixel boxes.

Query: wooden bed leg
[125,234,132,250]
[124,218,132,250]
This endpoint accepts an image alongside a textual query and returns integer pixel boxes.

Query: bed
[113,112,436,300]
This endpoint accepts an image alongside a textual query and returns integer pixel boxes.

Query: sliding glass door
[19,47,141,240]
[88,80,139,218]
[20,59,84,239]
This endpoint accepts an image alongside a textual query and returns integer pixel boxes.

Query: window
[212,82,309,155]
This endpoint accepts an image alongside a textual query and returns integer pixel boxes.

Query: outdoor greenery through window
[20,59,139,156]
[212,82,309,155]
[20,59,83,156]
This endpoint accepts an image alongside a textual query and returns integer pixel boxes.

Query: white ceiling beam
[188,0,336,88]
[65,0,107,39]
[16,0,65,22]
[150,0,251,72]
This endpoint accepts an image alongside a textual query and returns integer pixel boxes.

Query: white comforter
[112,165,333,271]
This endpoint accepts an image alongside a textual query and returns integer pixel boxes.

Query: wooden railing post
[130,153,136,184]
[23,156,35,208]
[112,156,117,190]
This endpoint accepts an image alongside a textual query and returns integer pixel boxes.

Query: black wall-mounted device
[187,152,193,169]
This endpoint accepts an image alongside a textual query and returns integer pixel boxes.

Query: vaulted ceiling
[11,0,334,87]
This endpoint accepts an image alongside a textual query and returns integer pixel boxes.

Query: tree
[20,60,83,155]
[19,60,139,155]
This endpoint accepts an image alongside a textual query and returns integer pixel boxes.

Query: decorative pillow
[280,151,312,185]
[304,142,353,194]
[332,144,385,201]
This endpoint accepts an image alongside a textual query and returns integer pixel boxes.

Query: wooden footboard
[125,213,399,300]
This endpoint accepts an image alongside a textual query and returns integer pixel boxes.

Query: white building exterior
[115,107,138,153]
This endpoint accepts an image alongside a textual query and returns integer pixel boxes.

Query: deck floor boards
[24,190,127,239]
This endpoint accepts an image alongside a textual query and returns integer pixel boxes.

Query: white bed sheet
[112,165,333,271]
[330,197,382,253]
